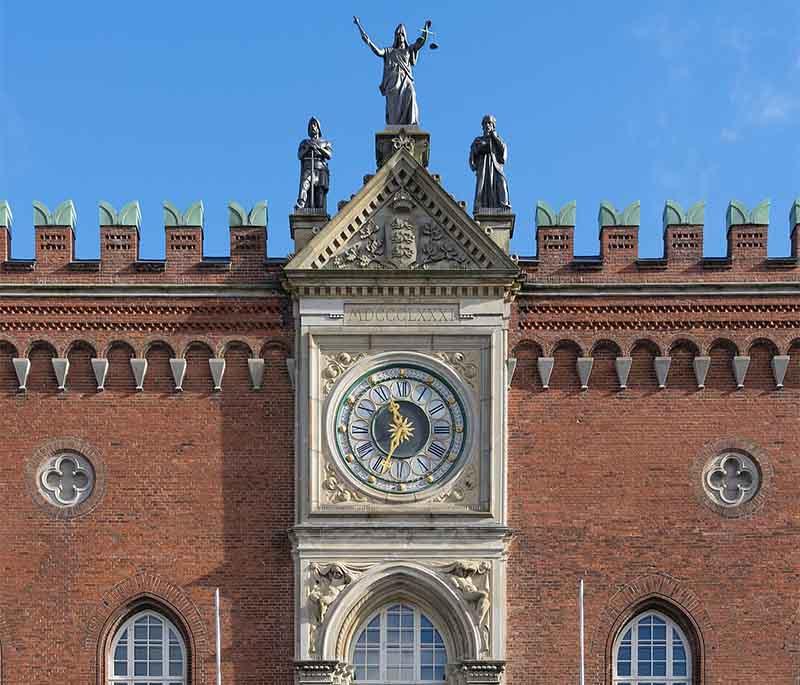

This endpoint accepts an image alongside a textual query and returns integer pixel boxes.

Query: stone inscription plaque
[344,303,459,325]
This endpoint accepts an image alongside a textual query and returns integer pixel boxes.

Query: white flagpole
[579,578,585,685]
[215,587,222,685]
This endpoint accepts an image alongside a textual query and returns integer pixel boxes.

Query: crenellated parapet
[535,200,576,266]
[0,199,275,283]
[662,200,705,262]
[597,201,640,266]
[0,196,798,285]
[528,198,800,280]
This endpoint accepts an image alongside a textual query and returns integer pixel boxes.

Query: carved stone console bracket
[295,660,353,685]
[456,660,506,684]
[307,563,368,654]
[439,560,492,656]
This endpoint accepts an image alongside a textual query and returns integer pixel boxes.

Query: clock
[333,362,469,495]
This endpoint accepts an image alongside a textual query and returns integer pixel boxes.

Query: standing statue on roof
[353,16,433,126]
[470,114,511,212]
[295,116,332,213]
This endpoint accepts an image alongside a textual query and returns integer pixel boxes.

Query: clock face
[334,363,468,495]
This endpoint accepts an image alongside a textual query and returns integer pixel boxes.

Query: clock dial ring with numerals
[334,363,468,495]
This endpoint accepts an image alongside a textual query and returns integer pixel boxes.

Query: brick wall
[505,299,800,684]
[0,296,295,684]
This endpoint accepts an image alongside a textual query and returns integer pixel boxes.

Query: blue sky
[2,1,799,259]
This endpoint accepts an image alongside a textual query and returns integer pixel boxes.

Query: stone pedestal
[474,208,515,254]
[375,125,430,169]
[291,209,330,254]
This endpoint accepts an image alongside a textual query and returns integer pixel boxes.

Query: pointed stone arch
[319,563,483,669]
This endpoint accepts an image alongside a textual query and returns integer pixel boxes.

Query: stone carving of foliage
[323,463,367,504]
[392,133,415,153]
[429,465,476,504]
[322,352,367,396]
[418,223,468,269]
[332,221,384,269]
[436,352,479,391]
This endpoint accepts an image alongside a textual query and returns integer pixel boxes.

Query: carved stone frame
[321,349,479,507]
[301,328,502,520]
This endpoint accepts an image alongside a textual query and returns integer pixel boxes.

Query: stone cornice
[520,281,800,298]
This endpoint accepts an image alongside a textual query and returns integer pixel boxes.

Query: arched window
[613,611,690,684]
[351,603,447,683]
[108,610,186,684]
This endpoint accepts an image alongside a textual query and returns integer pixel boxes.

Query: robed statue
[470,114,511,211]
[295,116,332,212]
[354,16,432,126]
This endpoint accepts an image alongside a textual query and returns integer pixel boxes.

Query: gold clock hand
[380,432,402,473]
[380,403,415,474]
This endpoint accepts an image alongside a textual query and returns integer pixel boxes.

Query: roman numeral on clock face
[351,424,369,435]
[395,380,411,397]
[433,423,451,435]
[373,385,390,402]
[428,442,447,460]
[357,442,375,458]
[428,402,446,417]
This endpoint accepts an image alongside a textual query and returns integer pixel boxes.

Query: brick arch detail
[25,337,59,357]
[82,571,209,685]
[260,337,293,357]
[587,572,716,685]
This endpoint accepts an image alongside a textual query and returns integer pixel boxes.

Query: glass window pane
[134,621,148,640]
[350,606,447,683]
[615,613,691,685]
[112,612,185,685]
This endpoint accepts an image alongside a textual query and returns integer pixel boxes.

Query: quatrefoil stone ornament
[38,453,95,507]
[703,452,760,507]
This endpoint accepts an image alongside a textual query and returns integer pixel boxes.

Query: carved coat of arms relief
[328,202,471,271]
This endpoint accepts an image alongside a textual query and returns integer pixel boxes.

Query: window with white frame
[351,603,448,683]
[613,611,691,685]
[108,610,186,685]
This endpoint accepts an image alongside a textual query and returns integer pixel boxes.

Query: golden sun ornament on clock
[333,363,468,495]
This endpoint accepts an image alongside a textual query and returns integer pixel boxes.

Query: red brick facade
[1,199,799,684]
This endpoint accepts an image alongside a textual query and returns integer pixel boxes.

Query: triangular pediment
[285,148,520,276]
